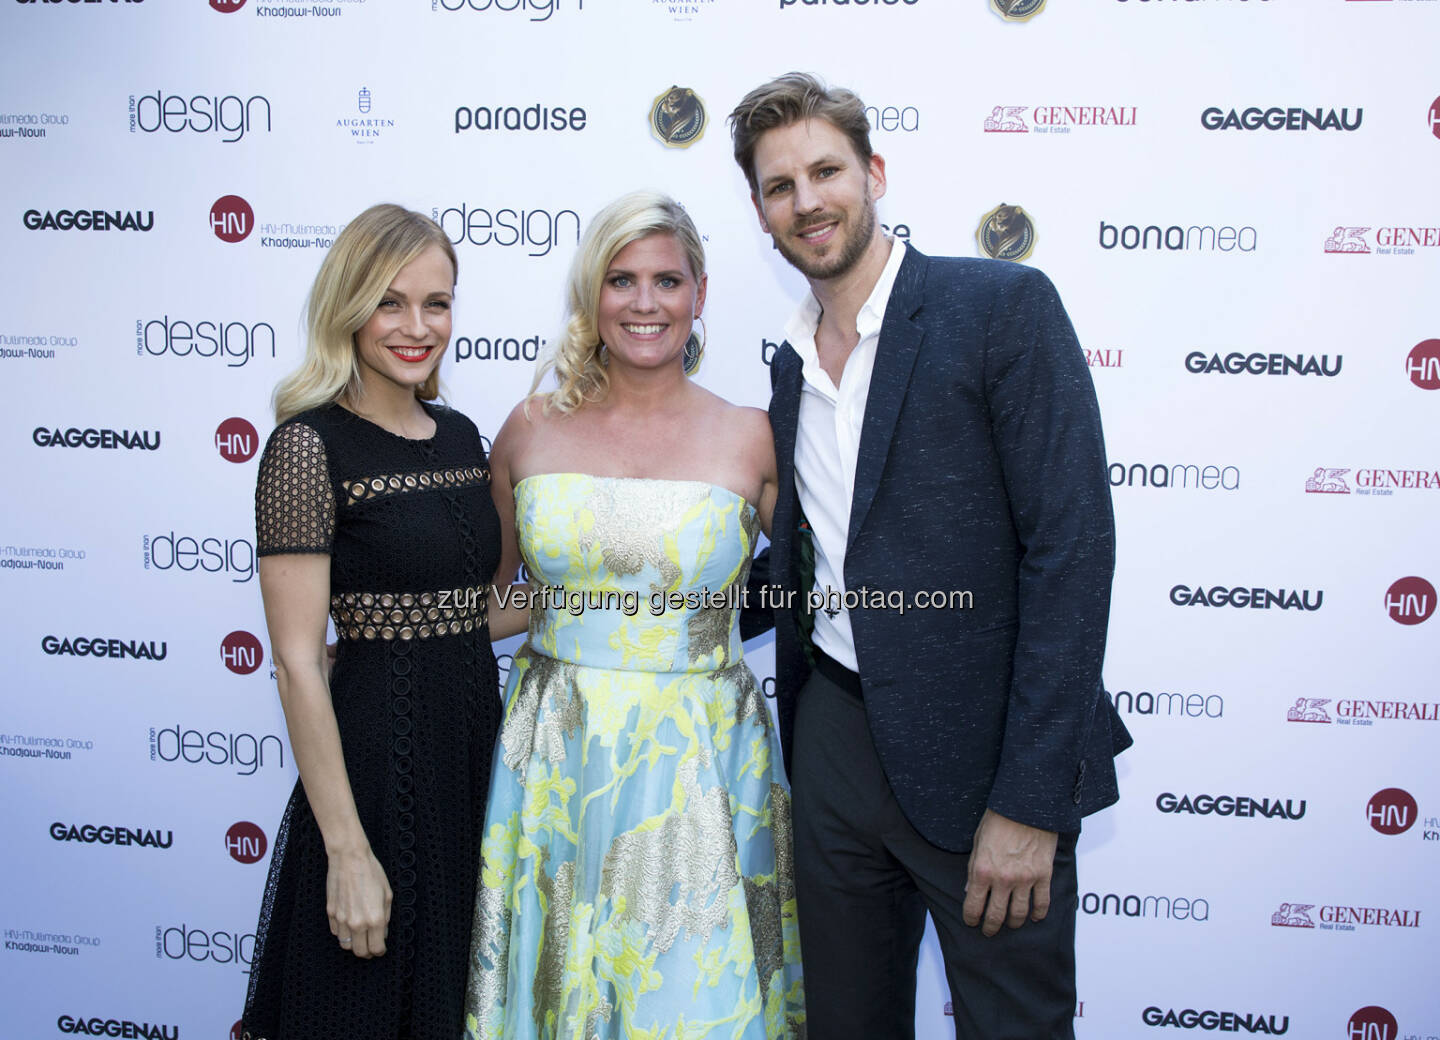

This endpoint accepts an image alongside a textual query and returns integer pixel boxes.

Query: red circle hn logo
[221,631,264,675]
[1366,789,1418,836]
[1407,339,1440,390]
[210,195,253,243]
[230,1021,245,1040]
[1430,96,1440,141]
[215,418,259,462]
[226,821,267,864]
[1385,576,1436,625]
[1348,1006,1398,1040]
[211,0,246,12]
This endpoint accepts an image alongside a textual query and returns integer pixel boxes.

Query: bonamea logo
[225,821,267,864]
[221,631,264,675]
[1100,221,1256,253]
[215,418,259,462]
[1286,698,1331,723]
[983,105,1135,134]
[1386,577,1436,625]
[1408,339,1440,389]
[1349,1006,1398,1040]
[1270,903,1315,928]
[1367,789,1418,835]
[210,196,253,243]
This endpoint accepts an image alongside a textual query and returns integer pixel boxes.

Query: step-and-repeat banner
[3,2,1437,1038]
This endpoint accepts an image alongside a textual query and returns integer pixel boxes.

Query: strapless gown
[464,474,805,1040]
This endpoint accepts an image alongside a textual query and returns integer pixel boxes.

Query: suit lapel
[847,248,928,551]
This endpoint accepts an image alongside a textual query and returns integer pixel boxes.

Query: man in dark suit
[728,74,1131,1039]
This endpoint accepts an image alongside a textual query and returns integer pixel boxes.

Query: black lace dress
[242,402,502,1040]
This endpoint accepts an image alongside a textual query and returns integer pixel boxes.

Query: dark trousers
[791,668,1078,1040]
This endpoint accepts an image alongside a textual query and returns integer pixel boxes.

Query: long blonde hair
[274,204,457,423]
[532,190,705,413]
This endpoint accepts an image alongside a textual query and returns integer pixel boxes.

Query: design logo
[1305,468,1350,494]
[221,631,263,675]
[1286,698,1331,724]
[977,204,1035,262]
[1270,903,1315,928]
[1430,96,1440,141]
[1407,339,1440,389]
[1367,789,1418,835]
[983,106,1030,133]
[1349,1006,1399,1040]
[1325,226,1371,253]
[210,196,253,243]
[215,418,259,462]
[1386,577,1436,625]
[225,822,267,864]
[991,0,1045,20]
[650,86,705,148]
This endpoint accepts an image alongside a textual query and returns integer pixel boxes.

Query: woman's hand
[326,844,393,958]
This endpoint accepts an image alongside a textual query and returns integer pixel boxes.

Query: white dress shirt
[784,237,908,672]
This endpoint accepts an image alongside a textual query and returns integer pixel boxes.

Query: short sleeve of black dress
[242,403,502,1040]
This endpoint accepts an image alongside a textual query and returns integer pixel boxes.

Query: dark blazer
[761,246,1131,854]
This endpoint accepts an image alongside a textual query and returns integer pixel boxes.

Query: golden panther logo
[991,0,1046,22]
[976,204,1036,263]
[650,86,707,149]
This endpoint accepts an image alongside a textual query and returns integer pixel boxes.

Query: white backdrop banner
[2,2,1437,1038]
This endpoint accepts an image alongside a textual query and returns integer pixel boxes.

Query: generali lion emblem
[976,203,1036,263]
[650,86,706,149]
[991,0,1046,22]
[1271,903,1316,928]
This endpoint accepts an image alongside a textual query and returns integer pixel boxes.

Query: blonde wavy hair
[274,204,457,423]
[532,190,705,413]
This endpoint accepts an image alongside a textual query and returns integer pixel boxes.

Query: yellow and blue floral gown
[465,474,805,1040]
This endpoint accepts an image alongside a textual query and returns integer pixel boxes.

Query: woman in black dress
[241,204,507,1039]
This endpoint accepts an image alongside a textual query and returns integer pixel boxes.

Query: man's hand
[962,809,1059,937]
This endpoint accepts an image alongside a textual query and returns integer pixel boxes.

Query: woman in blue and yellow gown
[467,192,804,1039]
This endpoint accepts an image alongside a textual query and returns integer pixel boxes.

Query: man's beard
[774,197,877,282]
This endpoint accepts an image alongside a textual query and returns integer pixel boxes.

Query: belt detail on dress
[331,583,490,641]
